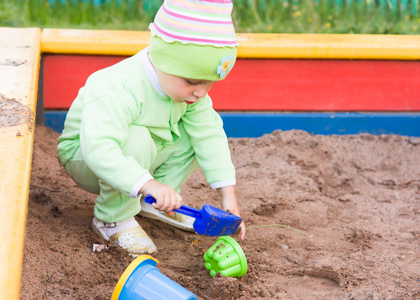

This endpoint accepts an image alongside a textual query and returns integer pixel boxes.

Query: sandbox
[23,125,420,299]
[1,28,419,299]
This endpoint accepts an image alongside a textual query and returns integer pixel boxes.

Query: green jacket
[57,48,235,197]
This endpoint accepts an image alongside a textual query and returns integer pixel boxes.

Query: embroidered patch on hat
[217,55,234,78]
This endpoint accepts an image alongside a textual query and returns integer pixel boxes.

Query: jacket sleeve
[181,95,235,185]
[80,90,150,197]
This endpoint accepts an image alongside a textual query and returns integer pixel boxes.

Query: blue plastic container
[112,255,197,300]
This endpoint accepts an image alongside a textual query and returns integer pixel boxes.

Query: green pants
[64,123,198,222]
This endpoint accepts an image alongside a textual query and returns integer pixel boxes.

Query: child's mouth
[185,101,194,105]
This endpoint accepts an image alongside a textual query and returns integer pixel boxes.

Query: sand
[21,125,420,299]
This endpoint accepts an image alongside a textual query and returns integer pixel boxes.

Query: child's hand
[140,180,182,216]
[217,186,246,241]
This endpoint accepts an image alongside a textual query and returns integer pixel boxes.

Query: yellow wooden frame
[42,28,420,60]
[0,27,41,300]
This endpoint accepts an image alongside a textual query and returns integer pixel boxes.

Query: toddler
[57,0,245,256]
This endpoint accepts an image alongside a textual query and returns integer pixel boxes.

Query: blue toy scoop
[144,195,242,237]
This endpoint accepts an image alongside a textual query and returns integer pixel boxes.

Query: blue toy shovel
[144,195,242,236]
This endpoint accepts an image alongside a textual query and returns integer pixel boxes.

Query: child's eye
[187,80,199,85]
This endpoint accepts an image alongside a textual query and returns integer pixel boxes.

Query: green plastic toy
[203,236,248,278]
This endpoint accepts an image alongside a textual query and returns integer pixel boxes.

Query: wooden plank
[44,110,67,133]
[0,27,41,300]
[42,55,420,111]
[41,29,420,60]
[238,33,420,60]
[41,29,149,55]
[211,59,420,111]
[220,112,420,137]
[44,111,420,138]
[43,54,126,109]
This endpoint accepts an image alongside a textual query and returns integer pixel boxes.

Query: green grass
[233,0,420,34]
[1,0,419,34]
[0,0,152,30]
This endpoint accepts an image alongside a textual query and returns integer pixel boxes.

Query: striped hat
[149,0,238,81]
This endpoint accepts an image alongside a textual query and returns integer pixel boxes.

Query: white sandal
[92,217,157,257]
[138,197,195,232]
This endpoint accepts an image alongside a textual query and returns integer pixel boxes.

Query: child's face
[154,66,215,105]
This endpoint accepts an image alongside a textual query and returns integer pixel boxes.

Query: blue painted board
[45,110,67,134]
[220,113,420,137]
[44,111,420,138]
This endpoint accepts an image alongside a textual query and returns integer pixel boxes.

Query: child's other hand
[223,201,246,241]
[140,180,182,216]
[218,186,246,241]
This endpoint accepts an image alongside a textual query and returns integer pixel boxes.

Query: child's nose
[194,86,207,98]
[194,83,213,98]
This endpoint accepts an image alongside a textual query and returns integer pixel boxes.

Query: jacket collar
[138,46,167,97]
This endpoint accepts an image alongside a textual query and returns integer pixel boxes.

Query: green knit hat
[149,0,238,81]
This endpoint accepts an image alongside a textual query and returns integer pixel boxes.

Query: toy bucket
[112,255,197,300]
[203,236,248,278]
